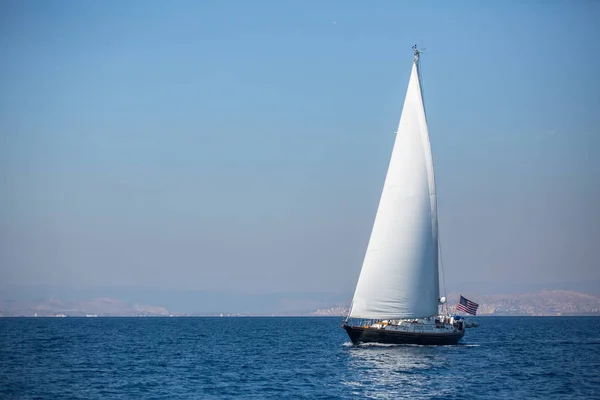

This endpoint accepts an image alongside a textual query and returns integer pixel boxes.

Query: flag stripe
[457,295,479,315]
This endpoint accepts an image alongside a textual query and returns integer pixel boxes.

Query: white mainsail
[349,52,439,320]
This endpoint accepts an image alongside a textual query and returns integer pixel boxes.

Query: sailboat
[342,46,465,345]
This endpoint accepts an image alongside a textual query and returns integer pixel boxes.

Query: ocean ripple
[1,316,599,399]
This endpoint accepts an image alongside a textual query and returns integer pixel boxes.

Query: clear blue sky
[1,1,599,301]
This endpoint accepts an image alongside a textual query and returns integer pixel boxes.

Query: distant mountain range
[448,290,600,316]
[0,287,351,316]
[313,290,600,317]
[0,297,177,317]
[1,290,599,317]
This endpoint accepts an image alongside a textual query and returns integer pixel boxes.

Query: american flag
[456,295,479,315]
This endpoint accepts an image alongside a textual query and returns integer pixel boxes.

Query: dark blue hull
[343,324,464,345]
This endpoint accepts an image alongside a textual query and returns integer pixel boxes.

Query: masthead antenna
[412,44,425,62]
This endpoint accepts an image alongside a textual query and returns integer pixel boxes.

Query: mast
[412,44,427,118]
[412,44,441,316]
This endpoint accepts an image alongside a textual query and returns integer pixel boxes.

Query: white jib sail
[349,58,439,320]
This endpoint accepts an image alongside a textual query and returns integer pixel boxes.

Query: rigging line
[438,233,449,315]
[419,59,426,117]
[415,47,426,119]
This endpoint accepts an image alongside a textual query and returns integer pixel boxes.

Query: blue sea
[1,317,599,399]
